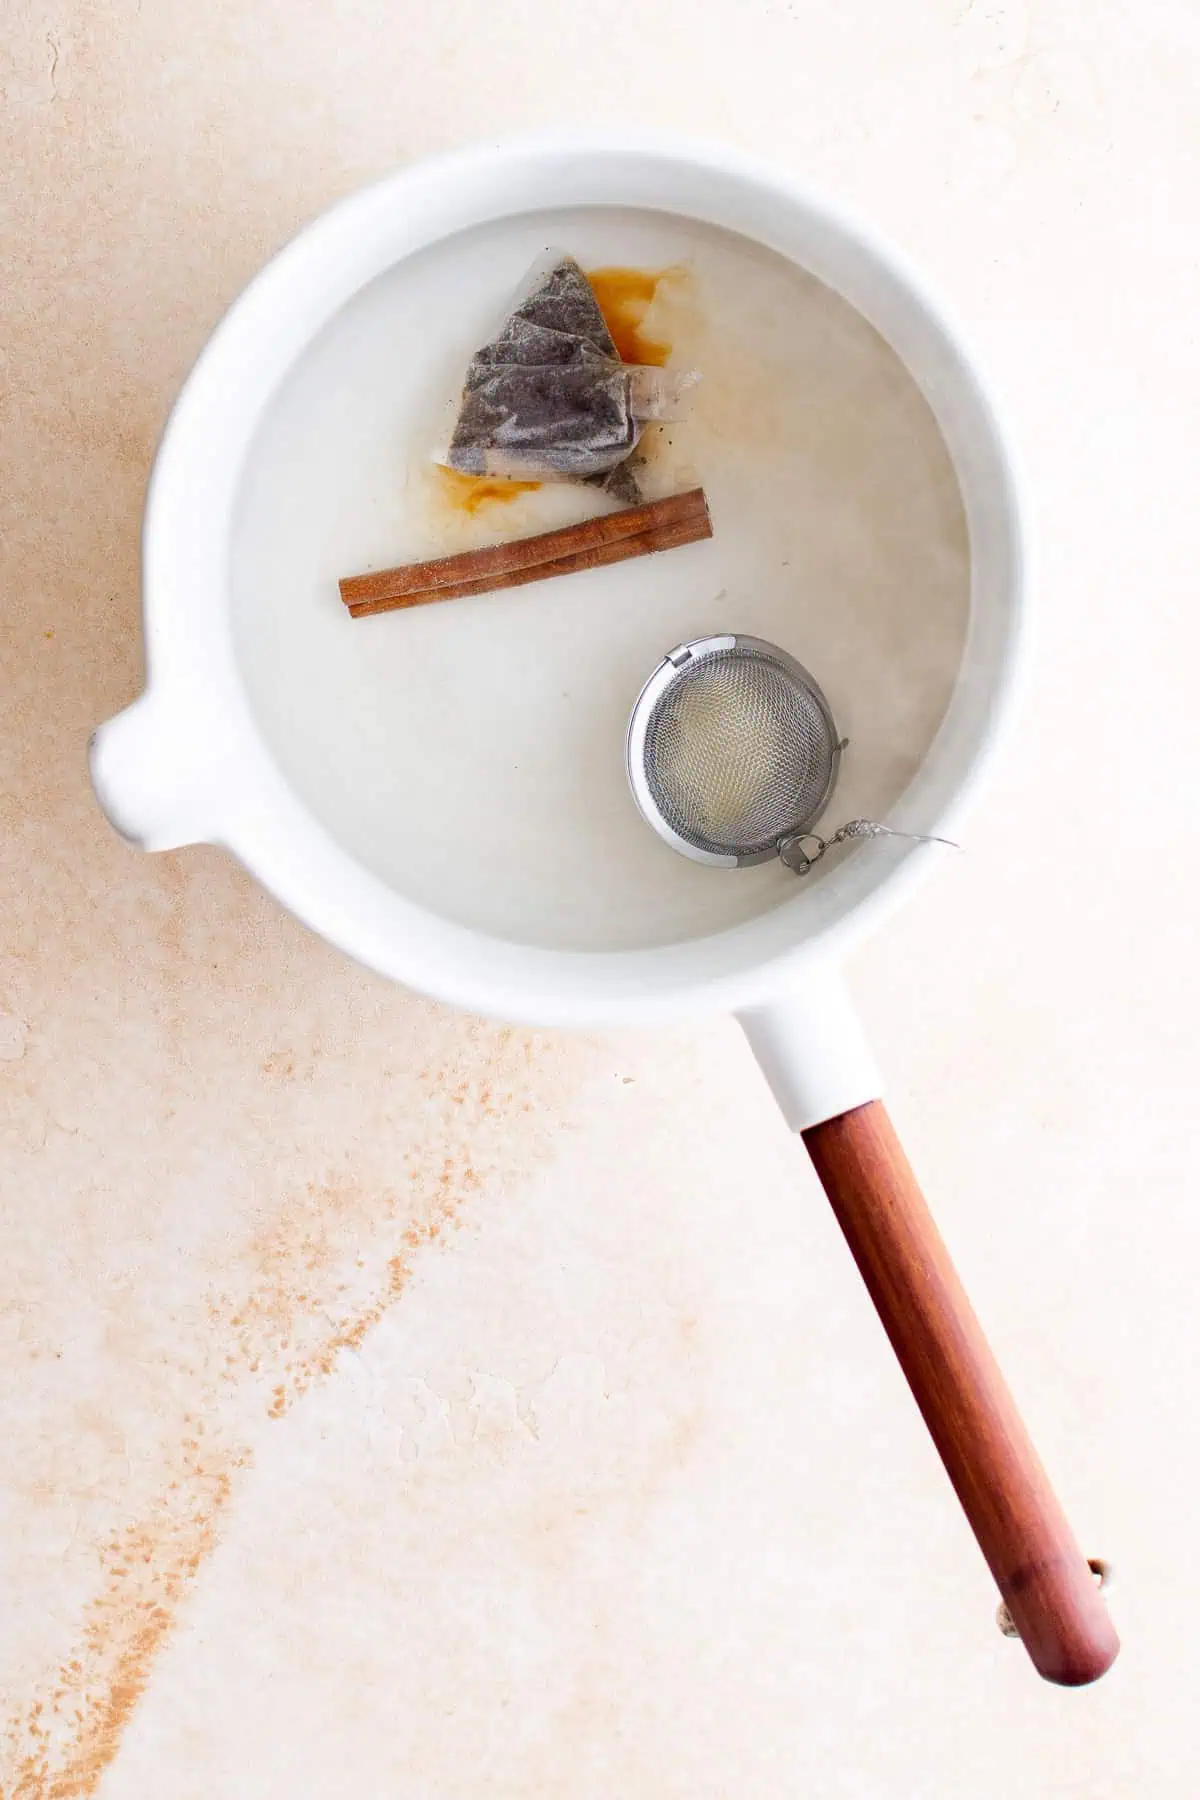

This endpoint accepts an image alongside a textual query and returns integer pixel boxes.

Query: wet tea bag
[440,255,696,484]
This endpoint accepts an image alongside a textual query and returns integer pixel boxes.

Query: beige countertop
[3,2,1199,1794]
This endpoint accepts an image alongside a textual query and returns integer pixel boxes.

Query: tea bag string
[778,819,959,876]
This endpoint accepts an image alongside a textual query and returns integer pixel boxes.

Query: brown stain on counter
[1,982,597,1798]
[9,1461,236,1800]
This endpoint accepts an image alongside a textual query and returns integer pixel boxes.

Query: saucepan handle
[738,979,1118,1686]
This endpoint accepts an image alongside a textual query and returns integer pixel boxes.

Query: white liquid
[231,209,968,953]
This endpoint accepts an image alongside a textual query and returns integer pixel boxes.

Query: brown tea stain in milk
[585,266,688,366]
[432,463,542,516]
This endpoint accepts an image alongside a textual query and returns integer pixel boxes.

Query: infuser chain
[778,819,957,876]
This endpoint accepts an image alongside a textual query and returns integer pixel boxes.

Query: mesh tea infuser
[627,633,950,874]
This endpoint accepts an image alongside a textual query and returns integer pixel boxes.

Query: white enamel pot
[90,137,1116,1684]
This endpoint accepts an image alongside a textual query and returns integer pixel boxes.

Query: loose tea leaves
[442,255,696,482]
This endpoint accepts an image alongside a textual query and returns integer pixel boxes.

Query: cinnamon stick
[339,487,711,617]
[345,513,709,618]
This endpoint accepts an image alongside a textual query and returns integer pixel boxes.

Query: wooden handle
[801,1100,1118,1685]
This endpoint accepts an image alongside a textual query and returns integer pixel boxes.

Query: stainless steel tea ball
[627,633,843,869]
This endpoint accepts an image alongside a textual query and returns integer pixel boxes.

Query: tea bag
[441,255,696,484]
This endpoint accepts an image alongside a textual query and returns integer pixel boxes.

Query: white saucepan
[90,137,1117,1684]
